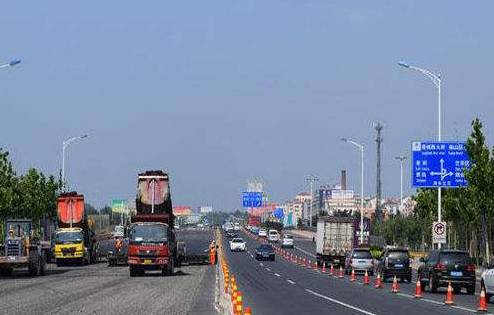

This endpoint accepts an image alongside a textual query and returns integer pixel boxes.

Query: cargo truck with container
[316,216,356,268]
[53,192,96,266]
[127,170,177,277]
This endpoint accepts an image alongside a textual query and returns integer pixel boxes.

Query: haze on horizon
[1,1,493,211]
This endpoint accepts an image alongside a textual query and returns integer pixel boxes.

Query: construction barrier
[216,228,252,315]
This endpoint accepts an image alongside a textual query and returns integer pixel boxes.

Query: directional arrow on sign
[430,159,454,180]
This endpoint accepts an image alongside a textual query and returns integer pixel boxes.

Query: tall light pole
[398,61,442,248]
[306,175,319,228]
[341,138,365,245]
[62,134,88,190]
[0,59,21,69]
[395,156,407,213]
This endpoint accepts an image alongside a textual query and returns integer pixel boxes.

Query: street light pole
[306,175,319,228]
[398,61,442,248]
[395,156,407,213]
[62,134,88,190]
[342,138,365,245]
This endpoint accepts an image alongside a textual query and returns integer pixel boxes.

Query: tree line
[377,118,494,264]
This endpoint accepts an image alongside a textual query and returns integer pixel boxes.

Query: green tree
[464,118,493,263]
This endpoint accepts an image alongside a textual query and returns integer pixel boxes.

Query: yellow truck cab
[53,227,88,266]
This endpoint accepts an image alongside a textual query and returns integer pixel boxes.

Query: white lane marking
[274,273,281,277]
[287,279,296,285]
[250,254,254,258]
[305,289,377,315]
[259,263,264,266]
[397,294,476,313]
[266,268,271,272]
[295,246,316,258]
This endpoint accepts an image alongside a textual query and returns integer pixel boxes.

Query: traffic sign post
[411,141,469,188]
[242,192,263,208]
[432,221,447,244]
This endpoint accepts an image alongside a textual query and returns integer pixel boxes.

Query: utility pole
[374,122,383,222]
[306,175,319,228]
[395,156,407,213]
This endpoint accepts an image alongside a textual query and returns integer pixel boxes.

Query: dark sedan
[255,244,275,261]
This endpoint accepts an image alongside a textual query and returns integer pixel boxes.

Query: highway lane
[0,261,216,315]
[283,231,484,303]
[224,230,486,315]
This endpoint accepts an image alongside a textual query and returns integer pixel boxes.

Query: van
[268,230,280,243]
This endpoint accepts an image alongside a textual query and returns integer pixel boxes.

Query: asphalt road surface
[0,255,216,315]
[223,230,488,315]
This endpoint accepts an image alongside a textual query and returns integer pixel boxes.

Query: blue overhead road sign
[411,141,470,188]
[242,192,263,208]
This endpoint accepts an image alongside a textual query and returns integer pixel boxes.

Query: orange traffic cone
[314,261,319,271]
[374,273,383,289]
[477,287,488,314]
[322,263,327,273]
[330,264,334,276]
[244,306,252,315]
[307,260,312,269]
[414,278,422,298]
[391,275,400,293]
[338,266,344,279]
[235,291,243,315]
[445,281,454,305]
[350,269,356,282]
[363,270,370,285]
[303,258,307,267]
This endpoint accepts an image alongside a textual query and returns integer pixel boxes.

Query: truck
[127,170,177,277]
[248,215,261,227]
[0,219,49,276]
[53,192,96,266]
[316,216,356,268]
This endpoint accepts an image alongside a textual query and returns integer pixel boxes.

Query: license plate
[451,271,463,277]
[358,260,366,263]
[8,256,16,261]
[334,259,340,263]
[144,259,152,265]
[395,264,404,268]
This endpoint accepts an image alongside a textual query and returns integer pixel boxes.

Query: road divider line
[305,289,377,315]
[397,293,476,313]
[295,246,316,258]
[274,273,281,277]
[287,279,296,284]
[266,268,271,272]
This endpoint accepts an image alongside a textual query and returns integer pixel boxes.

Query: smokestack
[341,170,347,190]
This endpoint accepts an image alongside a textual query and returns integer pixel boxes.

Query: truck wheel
[29,254,40,276]
[163,257,174,276]
[0,268,13,276]
[39,252,47,276]
[129,266,139,277]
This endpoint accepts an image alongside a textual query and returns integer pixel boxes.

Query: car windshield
[352,251,372,259]
[283,235,293,239]
[232,238,244,243]
[259,245,273,251]
[56,231,83,244]
[440,252,469,264]
[388,251,409,259]
[129,224,168,243]
[269,231,278,235]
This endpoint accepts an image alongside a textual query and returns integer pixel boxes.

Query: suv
[281,234,294,248]
[376,248,412,282]
[345,248,374,275]
[418,250,476,294]
[268,230,280,243]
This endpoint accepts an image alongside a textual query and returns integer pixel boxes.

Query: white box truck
[316,216,355,267]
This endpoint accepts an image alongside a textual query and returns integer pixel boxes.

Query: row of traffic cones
[218,229,253,315]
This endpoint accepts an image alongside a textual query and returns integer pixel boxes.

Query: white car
[281,234,294,248]
[268,230,280,243]
[481,266,494,300]
[230,238,246,252]
[258,229,267,238]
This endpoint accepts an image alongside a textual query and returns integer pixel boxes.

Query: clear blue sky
[1,1,493,210]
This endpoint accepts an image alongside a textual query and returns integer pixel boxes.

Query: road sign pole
[437,77,442,249]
